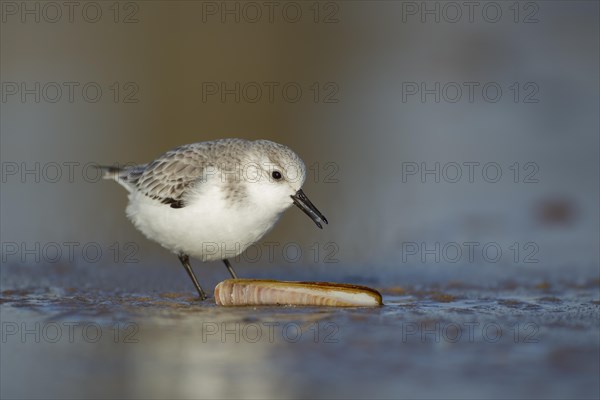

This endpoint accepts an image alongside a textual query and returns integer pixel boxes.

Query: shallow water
[1,263,598,399]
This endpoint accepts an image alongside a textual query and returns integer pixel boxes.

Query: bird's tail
[96,165,123,181]
[95,164,146,192]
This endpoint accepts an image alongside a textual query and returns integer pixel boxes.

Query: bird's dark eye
[272,171,282,180]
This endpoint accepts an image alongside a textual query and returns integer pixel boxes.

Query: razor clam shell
[214,279,383,307]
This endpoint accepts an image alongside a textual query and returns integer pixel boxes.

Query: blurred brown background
[1,2,598,275]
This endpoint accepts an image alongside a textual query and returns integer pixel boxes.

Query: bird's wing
[132,146,207,208]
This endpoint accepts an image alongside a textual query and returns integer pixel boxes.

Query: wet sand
[1,263,598,399]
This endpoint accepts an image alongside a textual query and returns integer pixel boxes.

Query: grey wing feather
[101,140,248,208]
[134,146,207,208]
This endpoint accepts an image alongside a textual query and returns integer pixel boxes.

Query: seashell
[214,279,383,307]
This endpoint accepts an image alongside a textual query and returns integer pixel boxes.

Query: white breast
[125,181,289,262]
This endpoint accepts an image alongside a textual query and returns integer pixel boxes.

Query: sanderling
[99,138,328,300]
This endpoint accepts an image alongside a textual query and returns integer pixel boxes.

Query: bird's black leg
[178,254,207,300]
[222,259,239,279]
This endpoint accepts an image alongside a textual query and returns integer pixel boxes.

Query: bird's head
[242,140,328,229]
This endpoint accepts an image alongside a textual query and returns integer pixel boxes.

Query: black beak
[291,189,328,229]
